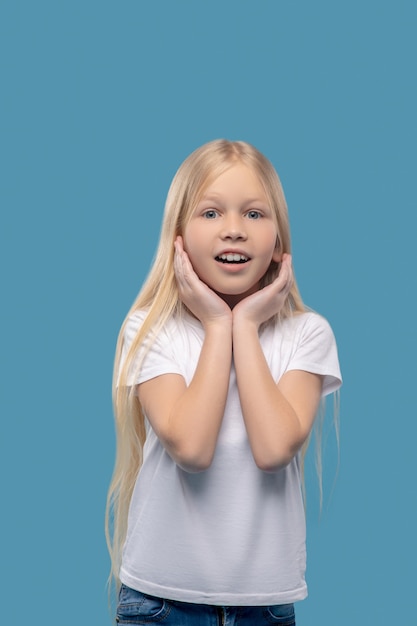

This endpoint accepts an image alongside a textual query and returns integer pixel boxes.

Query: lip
[215,248,251,259]
[215,260,250,273]
[214,248,252,273]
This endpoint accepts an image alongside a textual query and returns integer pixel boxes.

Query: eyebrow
[199,193,222,202]
[199,194,268,205]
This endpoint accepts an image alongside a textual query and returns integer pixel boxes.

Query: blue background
[1,1,416,624]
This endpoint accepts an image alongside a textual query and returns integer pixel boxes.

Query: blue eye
[203,210,218,219]
[247,210,262,219]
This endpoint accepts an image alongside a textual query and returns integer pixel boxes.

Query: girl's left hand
[233,254,293,328]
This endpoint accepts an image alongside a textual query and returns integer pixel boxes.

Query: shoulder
[274,310,336,342]
[124,309,147,342]
[279,311,341,394]
[293,310,335,338]
[123,309,199,349]
[119,311,193,386]
[260,312,338,362]
[291,311,339,357]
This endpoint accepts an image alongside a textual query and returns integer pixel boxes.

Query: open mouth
[215,254,250,264]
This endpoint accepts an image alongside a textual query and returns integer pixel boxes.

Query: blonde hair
[105,139,308,587]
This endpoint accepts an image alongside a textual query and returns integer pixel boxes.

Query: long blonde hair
[105,139,307,587]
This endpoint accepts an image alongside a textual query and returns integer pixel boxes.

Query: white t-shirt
[119,310,342,606]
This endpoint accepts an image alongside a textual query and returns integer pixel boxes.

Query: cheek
[183,224,210,263]
[182,227,194,255]
[182,229,204,270]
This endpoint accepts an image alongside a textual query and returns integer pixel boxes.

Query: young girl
[107,139,342,625]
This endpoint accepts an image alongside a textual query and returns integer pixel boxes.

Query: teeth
[219,254,248,262]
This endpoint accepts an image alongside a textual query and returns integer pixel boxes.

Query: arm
[232,255,323,471]
[138,238,232,472]
[233,321,322,471]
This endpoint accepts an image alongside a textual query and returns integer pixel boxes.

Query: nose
[220,215,247,241]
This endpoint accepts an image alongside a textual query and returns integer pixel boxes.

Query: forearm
[233,320,304,471]
[165,322,232,470]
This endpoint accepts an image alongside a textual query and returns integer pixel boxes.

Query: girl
[106,139,342,625]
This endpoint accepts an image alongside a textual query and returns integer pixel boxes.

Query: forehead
[200,163,268,202]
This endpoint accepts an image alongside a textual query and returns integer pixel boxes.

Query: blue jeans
[116,584,296,625]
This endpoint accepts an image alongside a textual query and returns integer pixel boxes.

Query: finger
[175,235,184,252]
[174,244,186,287]
[174,244,198,294]
[271,264,290,293]
[174,237,186,276]
[279,270,293,298]
[277,256,293,292]
[282,260,293,289]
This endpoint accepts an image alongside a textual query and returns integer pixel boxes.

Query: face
[183,162,281,307]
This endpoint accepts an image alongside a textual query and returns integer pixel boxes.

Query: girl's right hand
[174,236,232,327]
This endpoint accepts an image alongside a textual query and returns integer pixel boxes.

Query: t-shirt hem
[119,569,308,606]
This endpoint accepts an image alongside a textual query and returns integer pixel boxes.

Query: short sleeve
[119,311,184,387]
[286,313,342,396]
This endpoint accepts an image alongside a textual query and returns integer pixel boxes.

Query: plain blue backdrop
[1,1,416,624]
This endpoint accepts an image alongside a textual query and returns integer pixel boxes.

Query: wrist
[232,313,259,335]
[202,315,233,333]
